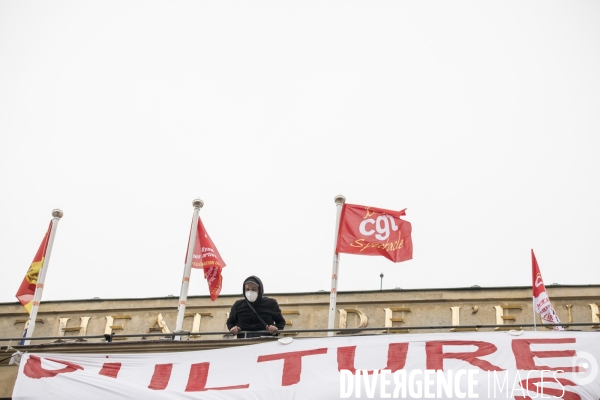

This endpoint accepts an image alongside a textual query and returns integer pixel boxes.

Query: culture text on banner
[12,332,600,399]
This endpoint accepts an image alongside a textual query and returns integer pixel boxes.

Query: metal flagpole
[24,209,63,345]
[532,297,537,331]
[327,195,346,337]
[174,198,203,340]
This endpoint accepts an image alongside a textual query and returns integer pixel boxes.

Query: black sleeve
[269,299,286,331]
[226,301,240,330]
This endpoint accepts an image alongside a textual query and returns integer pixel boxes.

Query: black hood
[243,275,264,302]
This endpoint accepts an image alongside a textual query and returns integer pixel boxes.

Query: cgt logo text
[340,369,584,399]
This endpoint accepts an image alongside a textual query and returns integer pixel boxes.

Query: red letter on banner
[257,348,328,386]
[337,343,408,374]
[512,338,578,372]
[148,364,173,390]
[185,362,249,391]
[99,362,121,379]
[425,341,503,371]
[23,356,83,379]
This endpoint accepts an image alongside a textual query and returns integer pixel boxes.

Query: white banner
[13,331,600,399]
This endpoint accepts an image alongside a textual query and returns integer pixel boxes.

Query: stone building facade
[1,285,599,398]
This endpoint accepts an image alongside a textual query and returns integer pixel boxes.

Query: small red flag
[190,217,225,301]
[16,221,53,313]
[336,204,412,263]
[531,250,563,330]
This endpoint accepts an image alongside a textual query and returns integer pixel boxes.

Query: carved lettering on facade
[590,303,600,329]
[184,313,212,338]
[148,313,170,334]
[7,297,600,340]
[58,318,69,336]
[281,310,300,326]
[565,304,573,324]
[58,317,92,336]
[449,306,477,332]
[494,305,522,330]
[338,309,368,330]
[450,306,460,326]
[14,318,43,337]
[104,315,132,340]
[383,307,410,333]
[280,310,300,336]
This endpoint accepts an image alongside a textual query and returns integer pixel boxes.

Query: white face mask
[245,291,258,302]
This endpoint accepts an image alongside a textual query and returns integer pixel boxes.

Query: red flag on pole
[189,217,225,301]
[336,204,412,263]
[16,221,53,313]
[532,250,563,330]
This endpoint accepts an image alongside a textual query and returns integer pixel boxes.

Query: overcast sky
[1,1,599,305]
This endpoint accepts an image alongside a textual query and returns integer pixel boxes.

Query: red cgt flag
[190,217,225,301]
[336,204,412,263]
[16,221,52,313]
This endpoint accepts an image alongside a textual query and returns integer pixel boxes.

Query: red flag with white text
[532,250,563,330]
[336,204,412,263]
[190,217,225,301]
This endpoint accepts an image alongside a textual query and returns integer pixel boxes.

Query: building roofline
[1,284,598,306]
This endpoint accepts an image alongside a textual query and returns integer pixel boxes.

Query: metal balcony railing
[1,322,598,344]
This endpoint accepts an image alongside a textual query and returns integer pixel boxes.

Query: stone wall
[1,285,599,345]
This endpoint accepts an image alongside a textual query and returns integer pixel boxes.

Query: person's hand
[230,326,241,334]
[266,325,278,335]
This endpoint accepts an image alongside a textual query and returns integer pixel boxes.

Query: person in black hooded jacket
[226,275,285,338]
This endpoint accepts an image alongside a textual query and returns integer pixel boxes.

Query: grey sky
[1,1,599,304]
